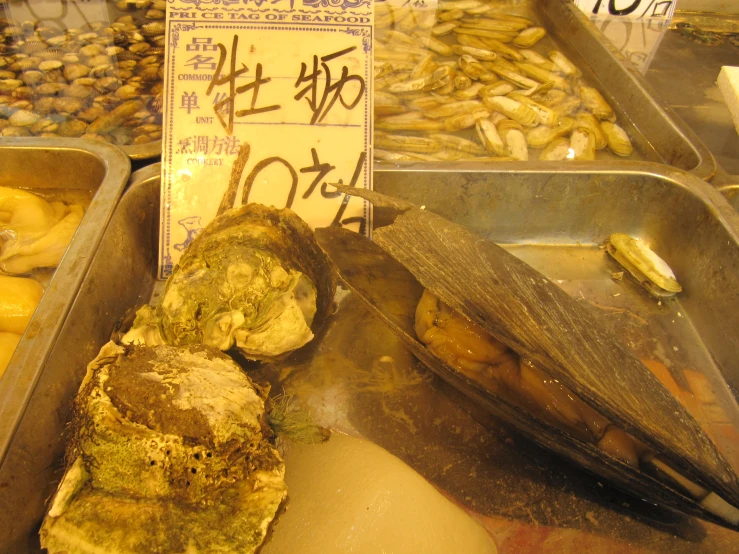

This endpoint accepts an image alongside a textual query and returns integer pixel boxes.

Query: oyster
[130,204,336,360]
[606,233,682,297]
[40,342,287,553]
[313,186,739,530]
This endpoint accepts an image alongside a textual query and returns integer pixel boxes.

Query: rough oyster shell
[157,204,336,360]
[40,343,287,553]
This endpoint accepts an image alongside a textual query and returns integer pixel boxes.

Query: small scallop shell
[8,109,40,126]
[58,119,88,137]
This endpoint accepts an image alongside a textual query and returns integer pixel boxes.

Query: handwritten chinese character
[180,92,200,114]
[206,35,281,135]
[300,148,336,199]
[294,46,366,125]
[185,54,217,71]
[186,37,218,52]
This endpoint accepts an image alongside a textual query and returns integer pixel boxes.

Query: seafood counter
[2,162,739,553]
[0,0,716,176]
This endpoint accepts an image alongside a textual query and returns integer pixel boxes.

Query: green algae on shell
[156,204,337,361]
[40,342,286,554]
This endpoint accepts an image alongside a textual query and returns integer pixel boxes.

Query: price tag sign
[574,1,676,74]
[160,0,373,278]
[574,0,675,18]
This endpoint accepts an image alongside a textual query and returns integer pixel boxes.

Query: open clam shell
[606,233,682,297]
[314,186,739,530]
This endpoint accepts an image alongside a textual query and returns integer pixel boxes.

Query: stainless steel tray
[3,161,739,552]
[530,0,715,178]
[718,183,739,213]
[0,138,130,543]
[74,0,717,173]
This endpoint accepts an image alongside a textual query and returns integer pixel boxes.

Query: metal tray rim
[0,137,131,462]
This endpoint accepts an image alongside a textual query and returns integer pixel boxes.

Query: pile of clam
[0,0,164,146]
[374,0,634,162]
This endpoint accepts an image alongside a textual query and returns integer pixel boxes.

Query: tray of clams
[2,160,739,553]
[373,0,715,179]
[0,0,164,159]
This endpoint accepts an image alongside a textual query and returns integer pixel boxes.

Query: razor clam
[601,121,634,157]
[525,117,575,148]
[513,26,547,48]
[497,119,528,161]
[578,83,616,121]
[482,95,538,127]
[539,137,571,160]
[313,186,739,531]
[605,233,681,297]
[575,112,607,150]
[508,92,559,127]
[475,118,507,156]
[570,127,596,160]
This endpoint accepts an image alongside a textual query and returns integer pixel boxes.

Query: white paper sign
[574,0,676,18]
[160,0,373,279]
[574,1,675,74]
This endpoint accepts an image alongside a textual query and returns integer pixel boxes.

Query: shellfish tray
[0,0,717,175]
[1,161,739,552]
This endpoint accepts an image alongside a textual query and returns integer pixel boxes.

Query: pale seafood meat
[40,342,287,554]
[415,289,641,468]
[261,433,498,554]
[0,186,85,274]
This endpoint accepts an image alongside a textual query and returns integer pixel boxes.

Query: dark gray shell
[314,186,739,531]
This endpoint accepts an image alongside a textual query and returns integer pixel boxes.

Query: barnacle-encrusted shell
[157,204,337,360]
[40,342,287,554]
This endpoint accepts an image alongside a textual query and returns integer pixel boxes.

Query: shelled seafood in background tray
[0,1,163,153]
[374,0,635,163]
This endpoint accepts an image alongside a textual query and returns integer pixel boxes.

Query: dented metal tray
[2,161,739,552]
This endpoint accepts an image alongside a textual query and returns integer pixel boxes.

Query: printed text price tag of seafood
[160,0,373,278]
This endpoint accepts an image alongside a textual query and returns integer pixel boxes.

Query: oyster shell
[154,204,336,360]
[606,233,682,297]
[40,343,287,553]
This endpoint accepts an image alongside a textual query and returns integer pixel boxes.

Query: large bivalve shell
[605,233,682,297]
[313,187,739,532]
